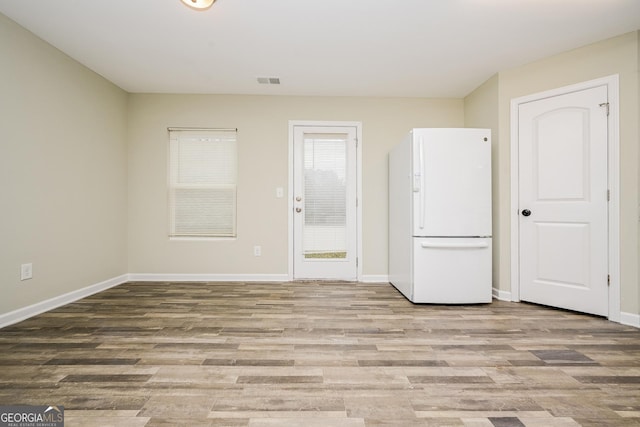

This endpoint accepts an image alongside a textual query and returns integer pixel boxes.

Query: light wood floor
[0,281,639,426]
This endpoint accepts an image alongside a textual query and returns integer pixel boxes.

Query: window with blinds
[168,129,237,238]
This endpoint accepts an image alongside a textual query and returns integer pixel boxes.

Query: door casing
[509,75,620,322]
[288,120,363,281]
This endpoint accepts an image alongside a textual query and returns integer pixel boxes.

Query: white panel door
[293,126,357,280]
[518,86,608,316]
[413,128,491,237]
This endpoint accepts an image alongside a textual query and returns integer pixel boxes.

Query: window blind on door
[303,133,348,257]
[168,129,237,238]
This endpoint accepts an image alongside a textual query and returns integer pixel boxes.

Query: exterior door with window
[292,125,357,280]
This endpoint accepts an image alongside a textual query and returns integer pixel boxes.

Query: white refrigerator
[388,128,492,303]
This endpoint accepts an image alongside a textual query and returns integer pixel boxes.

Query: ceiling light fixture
[180,0,216,11]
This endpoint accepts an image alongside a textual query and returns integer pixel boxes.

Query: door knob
[296,207,302,213]
[521,209,532,217]
[296,196,302,202]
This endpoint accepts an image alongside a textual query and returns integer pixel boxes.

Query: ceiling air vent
[257,77,280,85]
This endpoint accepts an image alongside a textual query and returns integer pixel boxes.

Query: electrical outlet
[254,245,262,257]
[21,263,33,281]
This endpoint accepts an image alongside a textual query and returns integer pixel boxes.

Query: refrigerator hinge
[599,102,610,116]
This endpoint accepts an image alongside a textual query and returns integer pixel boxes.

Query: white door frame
[510,75,620,322]
[288,120,363,281]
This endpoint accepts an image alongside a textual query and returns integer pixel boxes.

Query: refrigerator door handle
[421,241,489,249]
[418,137,425,229]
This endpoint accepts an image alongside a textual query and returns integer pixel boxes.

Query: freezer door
[412,128,491,237]
[412,237,492,303]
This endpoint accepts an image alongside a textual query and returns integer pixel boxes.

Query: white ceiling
[1,0,639,98]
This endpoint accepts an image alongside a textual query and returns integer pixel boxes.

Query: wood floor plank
[0,281,639,426]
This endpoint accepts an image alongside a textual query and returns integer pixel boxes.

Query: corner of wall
[463,74,502,292]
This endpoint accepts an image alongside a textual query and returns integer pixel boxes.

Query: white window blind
[168,129,237,238]
[303,134,348,257]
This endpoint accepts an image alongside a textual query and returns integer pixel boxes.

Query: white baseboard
[129,274,391,283]
[492,287,512,301]
[128,273,290,282]
[620,311,640,328]
[0,274,129,329]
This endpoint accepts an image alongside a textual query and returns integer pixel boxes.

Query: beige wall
[463,74,500,289]
[0,14,128,314]
[465,31,640,315]
[127,95,464,277]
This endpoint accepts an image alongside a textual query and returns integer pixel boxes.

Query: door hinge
[607,274,610,286]
[356,257,359,267]
[607,190,610,201]
[599,102,610,116]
